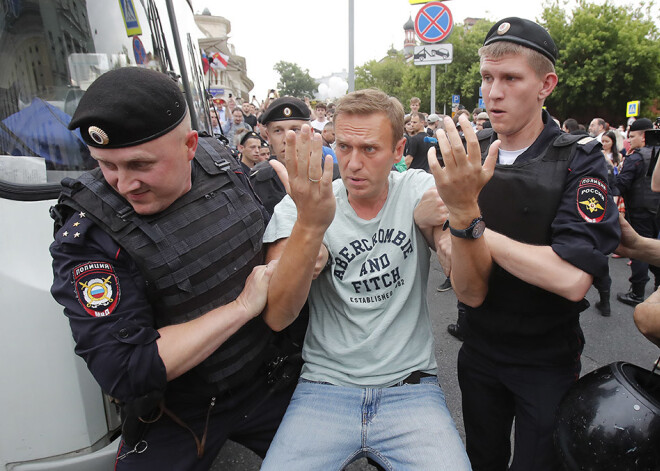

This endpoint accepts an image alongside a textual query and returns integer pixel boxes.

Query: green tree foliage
[352,1,659,124]
[274,61,318,99]
[542,0,660,124]
[354,20,493,114]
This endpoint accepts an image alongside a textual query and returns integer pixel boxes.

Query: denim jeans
[261,376,471,470]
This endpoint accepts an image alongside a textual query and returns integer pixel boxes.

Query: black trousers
[458,345,580,471]
[628,211,660,291]
[115,375,296,471]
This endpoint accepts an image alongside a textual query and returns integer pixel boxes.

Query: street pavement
[212,254,660,470]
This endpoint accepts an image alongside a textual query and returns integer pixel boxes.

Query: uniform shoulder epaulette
[249,160,277,182]
[53,209,95,246]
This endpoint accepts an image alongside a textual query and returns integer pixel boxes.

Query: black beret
[260,96,310,125]
[630,118,653,132]
[239,131,262,146]
[68,67,187,148]
[484,17,558,64]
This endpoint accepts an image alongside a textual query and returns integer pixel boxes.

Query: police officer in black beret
[249,96,340,216]
[615,117,660,305]
[50,67,296,470]
[427,17,620,471]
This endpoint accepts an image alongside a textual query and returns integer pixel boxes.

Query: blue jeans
[261,376,471,470]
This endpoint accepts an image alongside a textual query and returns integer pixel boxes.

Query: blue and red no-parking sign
[414,2,453,43]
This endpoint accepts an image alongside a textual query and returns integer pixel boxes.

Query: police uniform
[615,118,660,304]
[50,68,295,470]
[457,19,621,471]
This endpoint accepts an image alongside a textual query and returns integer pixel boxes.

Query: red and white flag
[210,51,229,70]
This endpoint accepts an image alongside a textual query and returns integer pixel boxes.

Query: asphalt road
[211,254,660,470]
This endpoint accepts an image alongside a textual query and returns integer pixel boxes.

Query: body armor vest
[56,138,270,389]
[470,133,590,338]
[624,147,660,214]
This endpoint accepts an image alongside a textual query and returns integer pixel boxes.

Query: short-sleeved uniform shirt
[264,170,437,387]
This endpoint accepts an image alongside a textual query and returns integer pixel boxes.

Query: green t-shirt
[264,170,437,387]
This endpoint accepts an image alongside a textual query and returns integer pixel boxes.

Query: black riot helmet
[555,361,660,470]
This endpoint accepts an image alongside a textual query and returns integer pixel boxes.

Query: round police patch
[73,262,120,317]
[577,177,607,223]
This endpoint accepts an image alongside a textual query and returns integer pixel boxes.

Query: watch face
[472,220,486,238]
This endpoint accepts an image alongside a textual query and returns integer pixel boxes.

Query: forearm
[634,288,660,347]
[263,224,326,331]
[447,210,491,307]
[156,299,251,381]
[628,236,660,266]
[485,229,593,302]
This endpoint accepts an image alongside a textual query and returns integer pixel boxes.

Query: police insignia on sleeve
[73,262,120,317]
[577,177,607,223]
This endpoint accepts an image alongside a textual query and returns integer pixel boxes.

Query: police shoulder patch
[73,262,120,317]
[576,177,607,223]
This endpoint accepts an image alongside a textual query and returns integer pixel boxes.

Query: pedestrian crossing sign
[119,0,142,37]
[626,101,640,117]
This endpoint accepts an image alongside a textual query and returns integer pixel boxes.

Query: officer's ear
[185,130,198,162]
[538,72,558,101]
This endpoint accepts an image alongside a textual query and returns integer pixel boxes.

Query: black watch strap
[442,217,486,239]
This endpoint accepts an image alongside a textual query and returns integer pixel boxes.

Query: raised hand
[428,114,499,225]
[284,124,336,232]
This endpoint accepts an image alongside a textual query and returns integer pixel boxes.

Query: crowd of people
[48,15,660,471]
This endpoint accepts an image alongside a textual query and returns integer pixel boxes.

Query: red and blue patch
[73,262,120,317]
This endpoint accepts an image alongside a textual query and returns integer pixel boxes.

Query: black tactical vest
[56,138,271,389]
[470,133,592,338]
[624,147,660,214]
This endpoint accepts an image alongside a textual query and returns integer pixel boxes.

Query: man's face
[629,130,646,150]
[264,119,307,161]
[589,119,603,137]
[239,137,263,167]
[242,103,250,114]
[428,120,438,131]
[322,126,335,144]
[410,115,424,133]
[209,109,219,127]
[480,53,554,145]
[476,119,486,131]
[259,145,271,160]
[92,127,197,215]
[410,102,420,113]
[335,112,404,205]
[232,109,244,125]
[316,107,326,119]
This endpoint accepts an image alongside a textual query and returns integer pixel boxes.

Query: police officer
[615,117,660,306]
[250,96,340,216]
[428,18,620,470]
[50,67,295,470]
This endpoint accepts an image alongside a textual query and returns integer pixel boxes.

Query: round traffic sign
[414,2,454,44]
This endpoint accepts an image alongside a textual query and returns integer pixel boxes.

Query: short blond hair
[334,89,404,150]
[478,42,555,79]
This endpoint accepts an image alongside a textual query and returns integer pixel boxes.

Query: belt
[393,371,435,387]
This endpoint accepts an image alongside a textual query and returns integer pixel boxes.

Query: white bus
[0,1,212,468]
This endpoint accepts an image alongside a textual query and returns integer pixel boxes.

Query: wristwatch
[442,217,486,239]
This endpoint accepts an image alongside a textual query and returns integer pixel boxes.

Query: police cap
[68,67,187,148]
[259,97,310,125]
[629,118,653,132]
[239,131,262,146]
[484,17,558,64]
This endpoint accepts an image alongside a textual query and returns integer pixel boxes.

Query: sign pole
[348,0,355,92]
[444,64,447,115]
[430,65,436,115]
